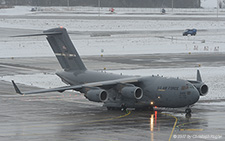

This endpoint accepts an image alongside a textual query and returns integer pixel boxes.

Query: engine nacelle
[121,86,143,100]
[193,83,208,96]
[85,89,108,102]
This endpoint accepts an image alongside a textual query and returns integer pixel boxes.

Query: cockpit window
[189,84,194,89]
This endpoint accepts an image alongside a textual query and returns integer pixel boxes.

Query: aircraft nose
[190,87,200,105]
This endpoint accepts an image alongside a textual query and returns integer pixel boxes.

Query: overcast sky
[201,0,218,8]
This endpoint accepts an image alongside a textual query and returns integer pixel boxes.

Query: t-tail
[13,27,87,71]
[44,27,86,71]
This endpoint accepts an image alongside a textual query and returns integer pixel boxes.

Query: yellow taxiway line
[161,113,178,141]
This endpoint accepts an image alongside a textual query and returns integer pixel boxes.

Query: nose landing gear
[185,107,192,114]
[185,107,192,118]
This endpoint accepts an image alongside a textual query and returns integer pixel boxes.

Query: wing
[12,77,141,95]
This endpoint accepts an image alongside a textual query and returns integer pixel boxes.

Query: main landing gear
[106,104,127,111]
[120,104,127,112]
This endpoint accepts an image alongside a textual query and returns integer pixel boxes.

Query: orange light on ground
[155,111,157,126]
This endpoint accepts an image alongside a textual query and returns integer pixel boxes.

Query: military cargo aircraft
[12,27,208,115]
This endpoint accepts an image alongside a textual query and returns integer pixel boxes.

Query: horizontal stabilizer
[11,32,62,37]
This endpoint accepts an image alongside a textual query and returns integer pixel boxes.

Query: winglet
[197,70,202,82]
[11,80,23,95]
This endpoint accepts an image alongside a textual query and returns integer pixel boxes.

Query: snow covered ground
[0,7,225,58]
[0,6,31,15]
[201,0,219,8]
[1,6,225,101]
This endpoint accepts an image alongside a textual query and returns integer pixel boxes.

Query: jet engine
[192,82,208,96]
[85,89,108,102]
[189,70,208,96]
[121,86,143,100]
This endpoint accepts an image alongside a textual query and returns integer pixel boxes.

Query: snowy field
[0,7,225,58]
[1,6,225,101]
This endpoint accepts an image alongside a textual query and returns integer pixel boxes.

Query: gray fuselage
[57,70,200,108]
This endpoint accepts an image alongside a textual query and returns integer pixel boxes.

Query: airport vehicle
[12,27,208,115]
[183,29,197,36]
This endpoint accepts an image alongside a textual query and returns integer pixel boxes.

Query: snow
[0,6,31,15]
[1,6,225,101]
[1,73,66,89]
[201,0,218,8]
[1,35,224,58]
[0,7,225,58]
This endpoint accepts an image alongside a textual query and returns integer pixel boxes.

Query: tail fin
[197,70,202,82]
[44,27,86,71]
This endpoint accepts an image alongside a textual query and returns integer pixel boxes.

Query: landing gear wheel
[185,113,192,118]
[121,107,127,112]
[185,108,192,114]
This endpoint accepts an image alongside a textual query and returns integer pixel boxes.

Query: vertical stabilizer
[44,27,86,71]
[197,70,202,82]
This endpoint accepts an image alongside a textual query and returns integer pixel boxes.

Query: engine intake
[121,86,143,100]
[193,82,208,96]
[199,84,208,96]
[85,89,108,102]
